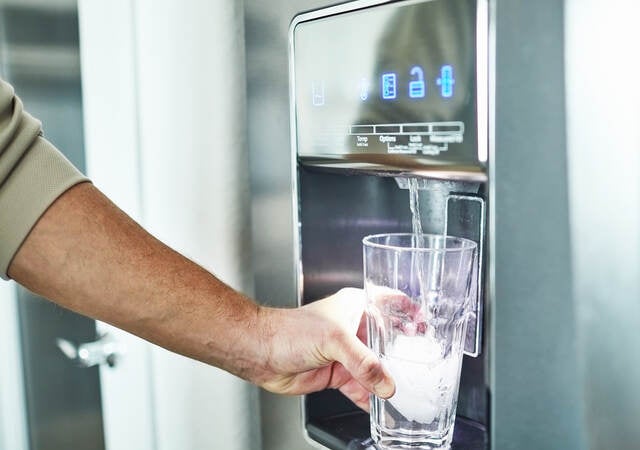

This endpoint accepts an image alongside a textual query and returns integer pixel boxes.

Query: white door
[78,2,156,448]
[0,283,29,450]
[78,1,260,450]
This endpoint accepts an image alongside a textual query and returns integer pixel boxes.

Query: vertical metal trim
[476,0,489,164]
[486,0,496,447]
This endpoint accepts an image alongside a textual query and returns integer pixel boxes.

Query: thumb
[330,332,395,399]
[309,288,396,398]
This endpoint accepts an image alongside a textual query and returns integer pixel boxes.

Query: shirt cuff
[0,136,89,279]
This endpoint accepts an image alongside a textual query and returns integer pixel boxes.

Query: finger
[329,333,395,399]
[327,364,370,410]
[356,311,368,343]
[338,378,371,412]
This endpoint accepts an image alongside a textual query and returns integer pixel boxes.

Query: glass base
[371,422,454,449]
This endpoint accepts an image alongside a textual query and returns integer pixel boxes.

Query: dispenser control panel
[292,0,484,168]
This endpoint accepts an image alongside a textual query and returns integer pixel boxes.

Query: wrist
[252,304,279,386]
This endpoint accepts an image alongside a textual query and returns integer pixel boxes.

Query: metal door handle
[56,333,120,368]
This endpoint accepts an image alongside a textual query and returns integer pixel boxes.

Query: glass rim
[362,233,477,253]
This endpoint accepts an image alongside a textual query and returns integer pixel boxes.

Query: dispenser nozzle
[394,177,433,190]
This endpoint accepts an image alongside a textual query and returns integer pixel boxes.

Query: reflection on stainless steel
[300,154,487,182]
[306,271,364,287]
[331,218,405,228]
[353,1,476,137]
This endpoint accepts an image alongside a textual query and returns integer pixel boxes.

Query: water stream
[408,178,424,248]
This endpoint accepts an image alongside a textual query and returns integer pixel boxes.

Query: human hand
[253,288,395,411]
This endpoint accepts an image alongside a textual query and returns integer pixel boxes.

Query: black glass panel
[293,0,478,164]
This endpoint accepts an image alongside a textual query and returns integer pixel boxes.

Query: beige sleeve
[0,78,89,279]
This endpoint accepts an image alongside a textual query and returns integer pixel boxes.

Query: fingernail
[374,379,395,398]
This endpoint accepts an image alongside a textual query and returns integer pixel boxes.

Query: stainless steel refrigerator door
[246,1,329,449]
[490,0,585,448]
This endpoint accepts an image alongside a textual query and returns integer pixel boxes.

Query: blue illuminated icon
[409,66,426,98]
[381,73,397,100]
[437,65,455,98]
[312,81,325,106]
[359,77,369,101]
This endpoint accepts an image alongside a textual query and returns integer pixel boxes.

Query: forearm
[8,182,395,405]
[9,183,267,380]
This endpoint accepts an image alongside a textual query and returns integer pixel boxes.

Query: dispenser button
[437,65,455,98]
[381,73,397,99]
[409,66,426,98]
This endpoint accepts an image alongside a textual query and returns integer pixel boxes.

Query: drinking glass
[363,233,477,449]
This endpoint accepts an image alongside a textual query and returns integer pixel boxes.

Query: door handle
[56,333,120,368]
